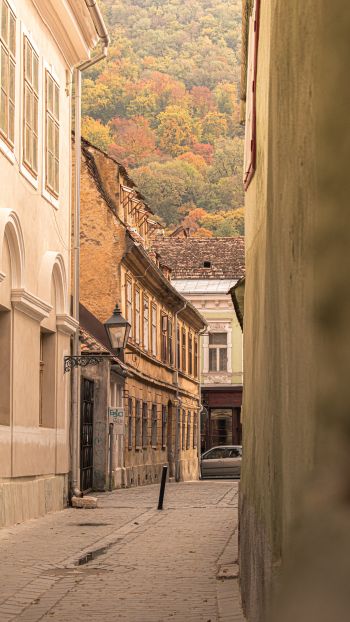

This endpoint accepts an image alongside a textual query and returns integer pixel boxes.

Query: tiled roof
[153,237,245,280]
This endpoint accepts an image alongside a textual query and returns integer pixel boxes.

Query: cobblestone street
[0,481,244,622]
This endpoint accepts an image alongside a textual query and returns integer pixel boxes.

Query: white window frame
[209,332,228,372]
[0,0,16,164]
[19,24,39,189]
[42,60,59,208]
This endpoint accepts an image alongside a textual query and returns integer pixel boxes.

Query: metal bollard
[157,465,168,510]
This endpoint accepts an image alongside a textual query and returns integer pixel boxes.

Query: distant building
[153,237,245,452]
[79,139,206,488]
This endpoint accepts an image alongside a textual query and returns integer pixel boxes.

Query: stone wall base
[123,458,199,488]
[0,475,68,528]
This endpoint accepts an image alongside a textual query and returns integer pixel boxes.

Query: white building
[153,236,245,451]
[0,0,107,527]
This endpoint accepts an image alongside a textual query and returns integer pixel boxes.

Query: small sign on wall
[109,407,124,434]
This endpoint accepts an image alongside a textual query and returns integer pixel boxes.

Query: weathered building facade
[0,0,105,527]
[79,140,206,487]
[154,237,245,452]
[240,1,350,621]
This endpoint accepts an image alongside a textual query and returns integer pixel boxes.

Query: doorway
[80,378,94,492]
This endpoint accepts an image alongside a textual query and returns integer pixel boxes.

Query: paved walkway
[0,481,244,622]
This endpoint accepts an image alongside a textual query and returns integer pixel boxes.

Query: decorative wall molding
[56,314,79,335]
[11,288,52,322]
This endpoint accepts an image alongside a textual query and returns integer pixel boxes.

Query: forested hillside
[82,0,244,236]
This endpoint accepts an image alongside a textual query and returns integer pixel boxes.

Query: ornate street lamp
[104,303,131,354]
[64,303,130,373]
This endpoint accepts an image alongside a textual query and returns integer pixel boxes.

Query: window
[23,36,39,176]
[161,313,167,362]
[45,71,59,196]
[143,294,149,351]
[135,287,140,344]
[204,447,227,459]
[161,405,167,449]
[0,0,16,146]
[188,333,193,375]
[151,304,157,356]
[181,410,186,450]
[168,317,173,366]
[209,333,227,372]
[142,402,148,447]
[128,397,133,449]
[177,326,180,369]
[39,331,55,428]
[186,410,191,449]
[135,400,141,448]
[203,261,211,268]
[151,404,157,447]
[193,412,198,449]
[194,339,198,377]
[182,328,186,372]
[126,277,132,338]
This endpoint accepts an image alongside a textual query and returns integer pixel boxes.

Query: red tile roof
[153,236,245,279]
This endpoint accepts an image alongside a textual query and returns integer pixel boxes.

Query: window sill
[20,163,38,190]
[0,138,15,165]
[42,186,59,210]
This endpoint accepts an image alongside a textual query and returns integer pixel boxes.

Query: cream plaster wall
[0,0,95,527]
[238,1,350,621]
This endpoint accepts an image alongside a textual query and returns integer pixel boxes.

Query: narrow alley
[0,481,244,622]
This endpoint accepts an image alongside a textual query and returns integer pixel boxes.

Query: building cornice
[56,314,79,335]
[11,289,52,322]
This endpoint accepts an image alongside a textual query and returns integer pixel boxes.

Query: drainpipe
[174,301,186,482]
[70,2,109,499]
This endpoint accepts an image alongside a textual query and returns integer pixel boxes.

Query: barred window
[161,405,167,449]
[182,409,186,450]
[45,71,59,196]
[135,400,141,448]
[0,0,15,146]
[151,404,157,447]
[142,402,148,447]
[186,410,191,449]
[143,294,149,351]
[128,397,133,449]
[23,36,38,176]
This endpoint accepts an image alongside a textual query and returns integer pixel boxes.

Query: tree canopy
[81,0,244,236]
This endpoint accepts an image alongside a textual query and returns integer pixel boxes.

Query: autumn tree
[109,116,158,166]
[157,106,195,156]
[81,117,112,151]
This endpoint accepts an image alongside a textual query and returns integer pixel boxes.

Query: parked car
[200,445,242,479]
